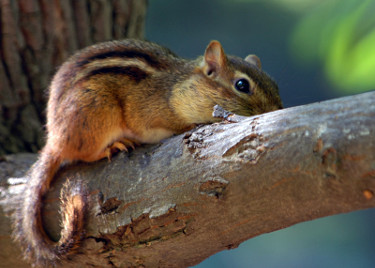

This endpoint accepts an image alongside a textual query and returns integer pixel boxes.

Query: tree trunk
[0,0,147,155]
[1,91,374,267]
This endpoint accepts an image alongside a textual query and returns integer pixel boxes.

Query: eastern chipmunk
[13,39,282,266]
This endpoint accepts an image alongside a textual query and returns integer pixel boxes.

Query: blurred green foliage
[290,0,375,93]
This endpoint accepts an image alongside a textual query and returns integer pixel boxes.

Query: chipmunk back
[13,39,282,266]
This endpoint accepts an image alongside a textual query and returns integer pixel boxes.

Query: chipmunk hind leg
[55,101,131,163]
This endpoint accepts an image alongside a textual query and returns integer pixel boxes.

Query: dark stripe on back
[84,66,149,83]
[77,50,164,69]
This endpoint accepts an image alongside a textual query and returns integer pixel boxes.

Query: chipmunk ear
[245,54,262,69]
[203,40,227,76]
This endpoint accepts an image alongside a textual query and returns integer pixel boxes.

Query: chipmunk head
[199,40,282,116]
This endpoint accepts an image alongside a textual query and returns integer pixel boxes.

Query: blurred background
[145,0,375,267]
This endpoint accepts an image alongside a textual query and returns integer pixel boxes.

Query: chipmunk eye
[235,78,251,94]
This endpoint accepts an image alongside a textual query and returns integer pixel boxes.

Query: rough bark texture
[1,91,374,267]
[0,0,147,155]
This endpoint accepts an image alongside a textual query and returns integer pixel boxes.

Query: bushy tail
[12,150,88,266]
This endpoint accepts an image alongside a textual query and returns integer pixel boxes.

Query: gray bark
[1,91,375,267]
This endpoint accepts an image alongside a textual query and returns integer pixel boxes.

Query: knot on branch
[199,177,229,199]
[222,132,265,163]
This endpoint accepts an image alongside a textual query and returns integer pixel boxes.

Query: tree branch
[1,91,375,267]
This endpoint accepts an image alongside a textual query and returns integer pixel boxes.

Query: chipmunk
[13,39,282,266]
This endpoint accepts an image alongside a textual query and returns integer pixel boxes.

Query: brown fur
[13,39,282,266]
